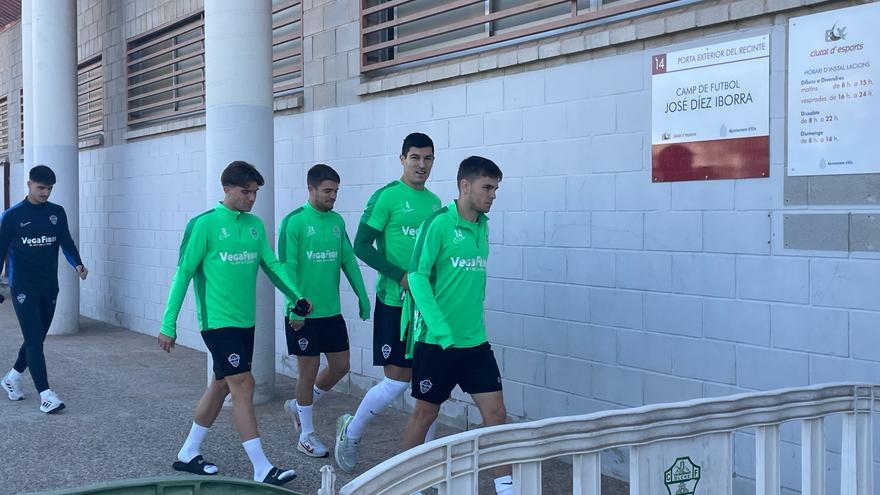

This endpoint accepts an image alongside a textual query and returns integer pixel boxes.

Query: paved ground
[0,294,627,495]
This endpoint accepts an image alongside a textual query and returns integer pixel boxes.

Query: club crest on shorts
[16,294,26,304]
[419,379,433,394]
[381,344,392,359]
[49,215,58,225]
[228,353,241,368]
[298,338,309,351]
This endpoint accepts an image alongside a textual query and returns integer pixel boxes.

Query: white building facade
[1,0,879,492]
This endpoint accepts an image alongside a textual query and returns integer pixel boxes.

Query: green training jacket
[160,202,303,338]
[402,200,490,357]
[354,180,441,307]
[278,201,370,321]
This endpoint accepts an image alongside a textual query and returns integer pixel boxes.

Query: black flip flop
[172,455,217,475]
[262,466,296,486]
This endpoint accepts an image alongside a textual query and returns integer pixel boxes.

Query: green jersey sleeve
[341,229,371,320]
[257,222,303,304]
[278,212,303,320]
[353,222,406,282]
[160,215,208,339]
[407,214,455,348]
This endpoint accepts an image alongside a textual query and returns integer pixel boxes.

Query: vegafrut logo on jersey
[400,226,418,238]
[381,344,392,359]
[49,215,58,225]
[419,379,432,394]
[664,457,701,495]
[298,338,309,351]
[21,235,57,247]
[219,251,258,265]
[306,250,338,262]
[228,353,241,368]
[16,294,26,304]
[450,256,486,271]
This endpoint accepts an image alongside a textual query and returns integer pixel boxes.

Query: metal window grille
[126,13,206,127]
[0,97,8,156]
[19,89,23,152]
[272,0,304,94]
[77,56,103,139]
[360,0,679,72]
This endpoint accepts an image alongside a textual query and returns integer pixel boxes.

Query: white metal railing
[328,383,876,495]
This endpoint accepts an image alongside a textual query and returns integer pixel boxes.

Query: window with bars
[126,13,206,127]
[19,89,23,153]
[0,97,8,157]
[361,0,678,72]
[77,57,103,139]
[126,6,303,127]
[272,0,303,94]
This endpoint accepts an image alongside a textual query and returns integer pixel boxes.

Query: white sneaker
[297,431,329,458]
[2,376,23,401]
[283,399,301,433]
[39,391,65,414]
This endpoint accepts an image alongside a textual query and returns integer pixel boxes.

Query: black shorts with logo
[285,314,349,356]
[201,327,255,379]
[411,341,502,405]
[372,298,411,368]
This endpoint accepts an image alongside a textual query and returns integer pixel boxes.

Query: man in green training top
[401,156,513,495]
[334,133,441,472]
[158,161,308,487]
[278,164,370,459]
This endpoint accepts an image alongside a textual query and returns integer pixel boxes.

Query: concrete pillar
[204,0,276,403]
[29,0,80,335]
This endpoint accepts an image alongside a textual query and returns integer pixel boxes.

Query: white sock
[494,475,513,494]
[347,377,409,440]
[6,368,22,380]
[312,385,327,403]
[243,437,273,482]
[297,403,314,436]
[425,419,438,443]
[178,422,216,473]
[39,389,55,401]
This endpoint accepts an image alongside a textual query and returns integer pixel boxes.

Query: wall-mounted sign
[651,35,770,182]
[787,3,879,176]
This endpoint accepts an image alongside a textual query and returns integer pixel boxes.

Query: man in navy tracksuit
[0,165,88,413]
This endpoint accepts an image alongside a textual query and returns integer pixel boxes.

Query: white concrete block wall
[78,130,208,352]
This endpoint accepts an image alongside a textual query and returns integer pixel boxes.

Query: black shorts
[411,342,502,405]
[372,299,411,367]
[285,314,349,356]
[201,327,255,379]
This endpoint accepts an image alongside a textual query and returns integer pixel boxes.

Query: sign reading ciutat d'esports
[788,3,879,176]
[651,35,770,182]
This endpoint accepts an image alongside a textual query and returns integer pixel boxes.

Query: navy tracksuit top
[0,199,83,290]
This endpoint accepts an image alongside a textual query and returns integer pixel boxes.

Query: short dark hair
[457,156,502,185]
[307,164,341,187]
[401,133,434,157]
[221,161,265,188]
[29,165,56,185]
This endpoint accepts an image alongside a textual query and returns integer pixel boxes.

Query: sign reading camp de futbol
[787,3,880,176]
[651,35,770,182]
